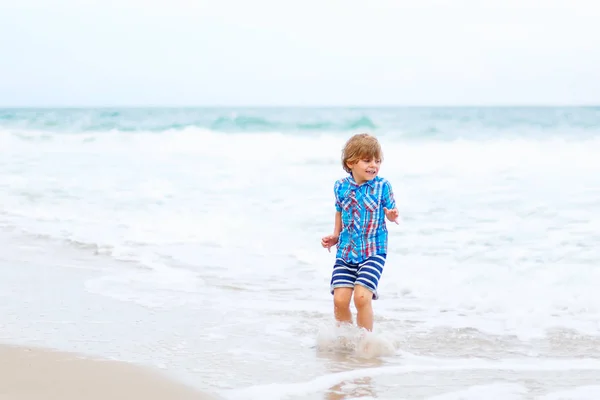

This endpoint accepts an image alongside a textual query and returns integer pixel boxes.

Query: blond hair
[341,133,383,173]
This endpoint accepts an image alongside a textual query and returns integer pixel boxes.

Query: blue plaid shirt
[334,175,396,263]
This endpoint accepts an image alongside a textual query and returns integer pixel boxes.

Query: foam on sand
[0,343,220,400]
[315,323,397,359]
[226,357,600,400]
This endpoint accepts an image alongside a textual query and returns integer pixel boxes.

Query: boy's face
[348,157,381,184]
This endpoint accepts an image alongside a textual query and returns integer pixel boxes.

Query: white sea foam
[539,386,600,400]
[315,323,397,358]
[1,127,599,340]
[223,358,600,400]
[1,115,600,399]
[425,383,529,400]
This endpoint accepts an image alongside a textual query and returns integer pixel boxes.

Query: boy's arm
[382,180,399,223]
[333,211,342,238]
[322,211,342,252]
[382,180,397,210]
[333,180,343,237]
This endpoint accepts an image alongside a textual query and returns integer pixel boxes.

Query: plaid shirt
[334,175,396,263]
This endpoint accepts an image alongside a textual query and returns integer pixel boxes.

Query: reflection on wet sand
[325,376,376,400]
[316,336,387,400]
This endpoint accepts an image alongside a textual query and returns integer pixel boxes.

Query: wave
[1,107,599,139]
[0,108,378,134]
[2,117,599,329]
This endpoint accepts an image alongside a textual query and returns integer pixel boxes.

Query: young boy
[321,133,399,332]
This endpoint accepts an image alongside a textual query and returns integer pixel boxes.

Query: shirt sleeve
[334,181,342,212]
[381,180,396,210]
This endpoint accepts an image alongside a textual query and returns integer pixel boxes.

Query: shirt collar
[348,173,376,189]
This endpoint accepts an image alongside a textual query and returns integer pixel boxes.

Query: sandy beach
[0,344,217,400]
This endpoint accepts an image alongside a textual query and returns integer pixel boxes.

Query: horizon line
[1,104,599,109]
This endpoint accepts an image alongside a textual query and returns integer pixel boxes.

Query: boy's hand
[384,207,399,224]
[321,234,339,252]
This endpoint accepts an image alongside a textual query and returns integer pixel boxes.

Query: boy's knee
[333,288,352,309]
[353,285,373,309]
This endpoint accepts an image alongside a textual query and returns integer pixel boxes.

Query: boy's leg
[330,258,359,325]
[333,288,353,324]
[354,254,386,331]
[353,285,374,331]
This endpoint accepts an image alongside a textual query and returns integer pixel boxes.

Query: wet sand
[0,343,218,400]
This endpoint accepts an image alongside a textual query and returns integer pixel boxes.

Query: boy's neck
[351,172,367,186]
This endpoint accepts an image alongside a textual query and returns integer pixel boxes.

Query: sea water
[1,107,600,399]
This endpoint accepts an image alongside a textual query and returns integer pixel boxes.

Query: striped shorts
[330,254,387,300]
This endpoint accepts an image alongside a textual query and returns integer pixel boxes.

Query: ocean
[1,106,600,399]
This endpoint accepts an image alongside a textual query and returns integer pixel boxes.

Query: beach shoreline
[0,343,219,400]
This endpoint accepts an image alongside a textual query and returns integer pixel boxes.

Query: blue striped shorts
[330,254,387,300]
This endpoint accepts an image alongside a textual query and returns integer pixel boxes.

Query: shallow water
[1,107,600,399]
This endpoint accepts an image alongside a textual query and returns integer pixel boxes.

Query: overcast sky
[1,0,599,107]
